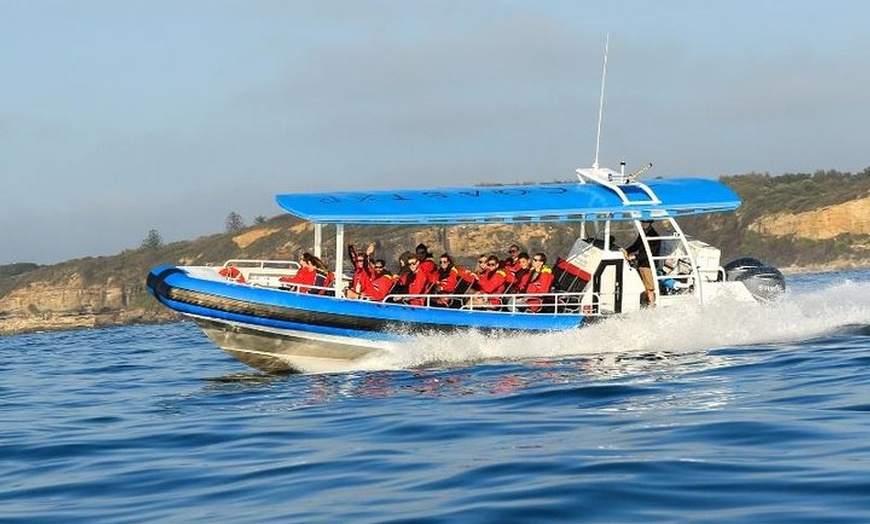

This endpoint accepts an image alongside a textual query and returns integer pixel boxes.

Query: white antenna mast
[592,33,609,170]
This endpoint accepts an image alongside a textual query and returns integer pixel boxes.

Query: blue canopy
[275,178,740,225]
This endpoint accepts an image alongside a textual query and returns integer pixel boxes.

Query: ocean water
[2,269,869,523]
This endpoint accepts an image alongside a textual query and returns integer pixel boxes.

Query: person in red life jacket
[525,252,555,312]
[346,242,376,299]
[414,243,437,278]
[403,255,432,306]
[502,244,523,274]
[361,259,396,301]
[388,251,412,298]
[279,252,317,293]
[471,254,489,290]
[470,255,508,307]
[505,252,532,294]
[316,267,334,295]
[432,254,462,307]
[308,254,332,294]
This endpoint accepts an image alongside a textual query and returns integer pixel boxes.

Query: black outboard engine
[722,257,786,302]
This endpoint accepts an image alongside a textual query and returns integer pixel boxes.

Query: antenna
[592,33,609,170]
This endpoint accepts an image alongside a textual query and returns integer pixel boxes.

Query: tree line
[139,212,269,251]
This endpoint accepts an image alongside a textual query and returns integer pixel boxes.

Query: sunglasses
[374,265,384,270]
[478,259,487,264]
[486,262,498,267]
[440,260,449,264]
[509,249,518,254]
[533,258,543,262]
[408,261,419,265]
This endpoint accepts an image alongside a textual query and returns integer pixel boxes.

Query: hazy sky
[2,1,868,265]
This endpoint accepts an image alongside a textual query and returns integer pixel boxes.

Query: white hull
[190,315,400,373]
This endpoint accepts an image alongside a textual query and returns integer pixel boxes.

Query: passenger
[624,220,661,307]
[505,252,531,293]
[279,252,317,293]
[308,254,332,294]
[414,243,437,277]
[364,259,396,301]
[474,254,489,281]
[433,254,461,307]
[346,242,376,299]
[471,255,508,307]
[403,255,432,306]
[502,244,523,273]
[391,251,413,296]
[525,253,554,312]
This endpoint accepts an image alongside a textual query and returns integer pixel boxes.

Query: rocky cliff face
[0,275,171,335]
[748,197,869,240]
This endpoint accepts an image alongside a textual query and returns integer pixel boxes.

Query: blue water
[2,270,869,523]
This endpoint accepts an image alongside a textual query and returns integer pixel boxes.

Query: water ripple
[1,269,869,523]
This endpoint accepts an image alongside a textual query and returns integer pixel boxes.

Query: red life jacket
[417,258,437,278]
[525,267,555,312]
[279,266,316,293]
[502,256,522,274]
[368,274,397,301]
[435,266,460,294]
[526,267,554,294]
[477,268,507,295]
[508,268,531,293]
[405,270,431,306]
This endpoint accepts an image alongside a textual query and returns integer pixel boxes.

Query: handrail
[381,290,603,315]
[222,259,301,270]
[273,281,603,316]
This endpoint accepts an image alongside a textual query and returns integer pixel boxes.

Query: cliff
[748,197,870,240]
[1,169,868,336]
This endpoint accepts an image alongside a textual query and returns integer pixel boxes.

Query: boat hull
[147,265,586,373]
[191,317,397,373]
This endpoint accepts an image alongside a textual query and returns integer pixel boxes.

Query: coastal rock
[0,280,176,335]
[748,197,869,240]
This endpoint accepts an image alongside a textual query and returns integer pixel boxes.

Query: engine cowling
[722,257,786,302]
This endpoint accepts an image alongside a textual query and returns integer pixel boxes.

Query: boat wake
[357,274,870,372]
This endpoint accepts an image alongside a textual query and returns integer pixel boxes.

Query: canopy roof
[275,177,740,225]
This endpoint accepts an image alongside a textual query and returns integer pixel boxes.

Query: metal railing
[380,290,603,316]
[222,259,301,271]
[217,259,302,288]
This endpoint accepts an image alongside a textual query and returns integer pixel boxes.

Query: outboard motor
[722,257,786,302]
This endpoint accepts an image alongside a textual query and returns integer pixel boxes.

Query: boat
[146,41,785,373]
[146,167,786,373]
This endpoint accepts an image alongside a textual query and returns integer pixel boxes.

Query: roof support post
[314,223,322,259]
[334,224,344,298]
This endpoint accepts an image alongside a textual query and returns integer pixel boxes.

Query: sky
[1,0,868,265]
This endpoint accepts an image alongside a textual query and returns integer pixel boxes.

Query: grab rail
[381,290,603,315]
[222,259,301,271]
